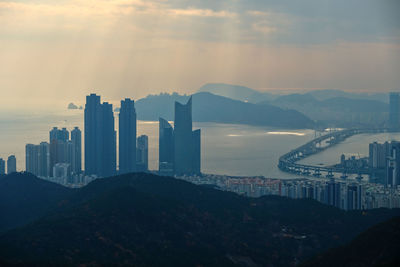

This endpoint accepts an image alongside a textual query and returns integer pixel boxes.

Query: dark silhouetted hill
[0,172,72,232]
[302,216,400,267]
[0,173,400,266]
[136,92,315,129]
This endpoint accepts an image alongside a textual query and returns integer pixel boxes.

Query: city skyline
[1,2,400,265]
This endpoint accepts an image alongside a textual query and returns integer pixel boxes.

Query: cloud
[168,8,236,18]
[1,0,399,45]
[0,0,399,109]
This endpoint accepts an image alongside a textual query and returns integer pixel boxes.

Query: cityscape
[1,92,400,211]
[0,1,399,266]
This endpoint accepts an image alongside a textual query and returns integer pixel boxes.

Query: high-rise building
[173,97,201,176]
[85,94,102,176]
[50,127,69,143]
[387,141,400,187]
[71,127,82,174]
[119,98,137,174]
[66,140,74,173]
[159,118,174,174]
[84,94,116,177]
[7,155,16,174]
[101,102,117,177]
[49,127,69,176]
[369,142,389,169]
[0,158,5,175]
[137,135,148,172]
[192,129,201,175]
[38,142,50,177]
[26,144,39,175]
[389,92,400,130]
[347,184,363,210]
[325,178,341,208]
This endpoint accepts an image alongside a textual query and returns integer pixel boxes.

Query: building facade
[7,155,16,174]
[137,135,148,172]
[0,158,5,175]
[71,127,82,174]
[84,94,116,177]
[173,97,201,176]
[159,118,174,174]
[119,98,137,174]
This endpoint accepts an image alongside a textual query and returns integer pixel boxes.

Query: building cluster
[368,141,400,187]
[0,155,16,175]
[178,174,400,210]
[339,154,368,170]
[159,97,201,176]
[21,94,200,186]
[25,127,82,183]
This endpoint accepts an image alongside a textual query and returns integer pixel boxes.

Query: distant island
[135,91,315,129]
[196,83,390,128]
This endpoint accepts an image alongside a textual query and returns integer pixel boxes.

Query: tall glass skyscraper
[84,94,102,176]
[173,97,201,175]
[84,94,116,177]
[119,98,136,174]
[159,117,174,173]
[71,127,82,174]
[101,102,117,177]
[137,135,148,172]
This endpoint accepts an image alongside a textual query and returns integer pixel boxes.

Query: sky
[0,0,399,109]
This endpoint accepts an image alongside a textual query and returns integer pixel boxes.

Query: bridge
[278,128,388,180]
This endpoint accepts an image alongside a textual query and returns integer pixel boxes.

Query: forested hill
[0,172,399,266]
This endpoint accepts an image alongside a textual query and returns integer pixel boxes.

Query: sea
[1,109,400,178]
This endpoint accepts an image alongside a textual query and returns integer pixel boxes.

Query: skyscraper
[84,94,116,177]
[369,142,389,169]
[50,127,68,143]
[173,97,201,176]
[159,118,174,174]
[119,98,137,174]
[101,102,117,177]
[85,94,102,176]
[49,127,68,176]
[7,155,16,174]
[387,141,400,187]
[26,144,39,175]
[0,158,5,175]
[192,129,201,175]
[71,127,82,174]
[137,135,148,172]
[389,92,400,130]
[38,142,50,177]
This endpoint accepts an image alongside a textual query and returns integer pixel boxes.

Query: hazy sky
[1,0,399,108]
